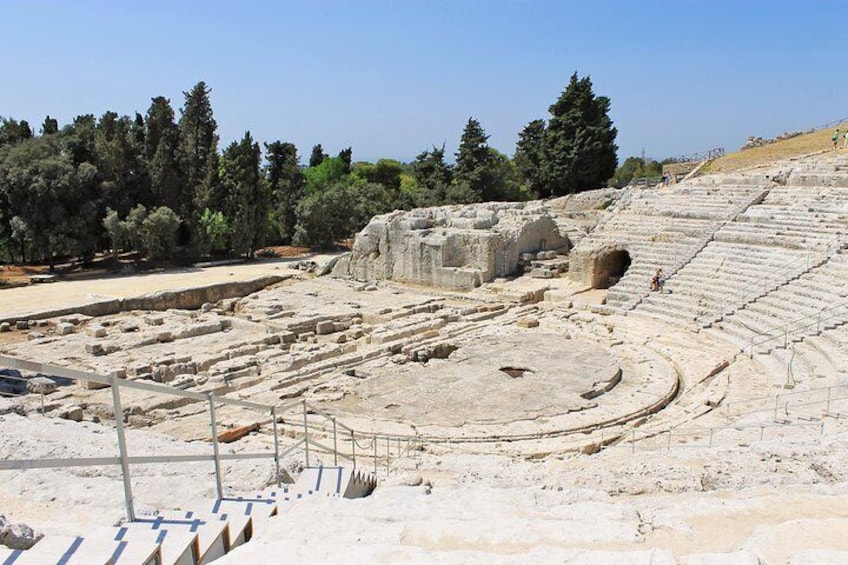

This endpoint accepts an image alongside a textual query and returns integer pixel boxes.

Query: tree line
[0,73,618,267]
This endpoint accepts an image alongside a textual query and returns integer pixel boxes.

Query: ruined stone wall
[332,203,571,290]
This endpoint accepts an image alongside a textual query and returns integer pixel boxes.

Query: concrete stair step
[160,509,252,550]
[2,534,161,565]
[129,513,230,564]
[86,524,196,565]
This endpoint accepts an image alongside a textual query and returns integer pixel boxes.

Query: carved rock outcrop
[333,202,570,290]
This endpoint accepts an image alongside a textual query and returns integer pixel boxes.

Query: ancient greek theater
[3,149,848,564]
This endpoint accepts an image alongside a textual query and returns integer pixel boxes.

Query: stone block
[56,322,75,335]
[82,379,109,390]
[530,267,554,279]
[334,333,348,344]
[85,342,105,356]
[516,318,540,328]
[316,321,335,335]
[59,314,91,326]
[27,331,45,341]
[15,321,28,330]
[120,321,139,333]
[0,519,43,550]
[156,331,173,343]
[57,405,84,422]
[0,322,9,332]
[200,302,214,312]
[26,377,56,395]
[263,334,281,345]
[87,325,107,338]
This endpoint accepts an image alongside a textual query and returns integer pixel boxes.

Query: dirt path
[0,255,339,321]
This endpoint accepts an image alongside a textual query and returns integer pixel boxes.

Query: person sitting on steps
[650,269,665,292]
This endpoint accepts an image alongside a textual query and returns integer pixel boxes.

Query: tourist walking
[833,129,840,149]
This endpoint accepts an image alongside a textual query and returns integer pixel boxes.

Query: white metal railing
[696,235,846,327]
[0,355,422,522]
[744,301,848,356]
[605,420,827,452]
[722,384,848,420]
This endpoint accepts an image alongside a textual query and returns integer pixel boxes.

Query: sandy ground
[0,254,338,321]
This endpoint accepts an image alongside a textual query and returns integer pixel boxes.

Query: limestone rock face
[333,202,570,290]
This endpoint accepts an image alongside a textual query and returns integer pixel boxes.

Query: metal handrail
[0,355,414,522]
[610,420,826,451]
[744,301,848,356]
[695,234,846,327]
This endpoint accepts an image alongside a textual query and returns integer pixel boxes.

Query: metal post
[302,400,310,468]
[351,430,356,469]
[826,387,832,417]
[332,419,338,467]
[272,407,281,487]
[373,435,378,476]
[708,428,714,447]
[111,374,136,522]
[208,395,223,500]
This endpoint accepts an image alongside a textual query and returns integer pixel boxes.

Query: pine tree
[178,81,219,220]
[265,140,303,244]
[454,117,501,202]
[220,132,266,258]
[41,115,59,136]
[543,73,618,196]
[309,144,326,167]
[514,119,547,197]
[517,73,618,197]
[144,97,183,212]
[338,147,352,174]
[410,145,453,206]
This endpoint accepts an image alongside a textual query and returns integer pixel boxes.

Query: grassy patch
[702,121,848,174]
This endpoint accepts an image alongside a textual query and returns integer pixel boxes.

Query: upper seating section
[631,155,848,325]
[577,183,765,310]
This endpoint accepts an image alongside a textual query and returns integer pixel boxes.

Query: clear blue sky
[3,1,847,164]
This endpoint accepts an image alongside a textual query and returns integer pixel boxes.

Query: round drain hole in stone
[500,366,533,379]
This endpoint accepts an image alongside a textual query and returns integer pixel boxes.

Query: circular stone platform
[325,330,621,429]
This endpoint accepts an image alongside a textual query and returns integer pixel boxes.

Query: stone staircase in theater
[0,466,375,564]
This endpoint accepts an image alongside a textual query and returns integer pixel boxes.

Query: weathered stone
[334,333,348,344]
[15,321,28,330]
[56,322,75,335]
[26,377,57,394]
[516,318,539,328]
[0,322,9,332]
[57,405,84,421]
[530,267,554,279]
[173,320,223,340]
[333,203,570,290]
[27,332,45,341]
[0,518,43,550]
[85,342,105,355]
[120,321,139,333]
[87,325,108,338]
[316,321,336,335]
[201,302,214,313]
[156,331,174,343]
[59,314,92,326]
